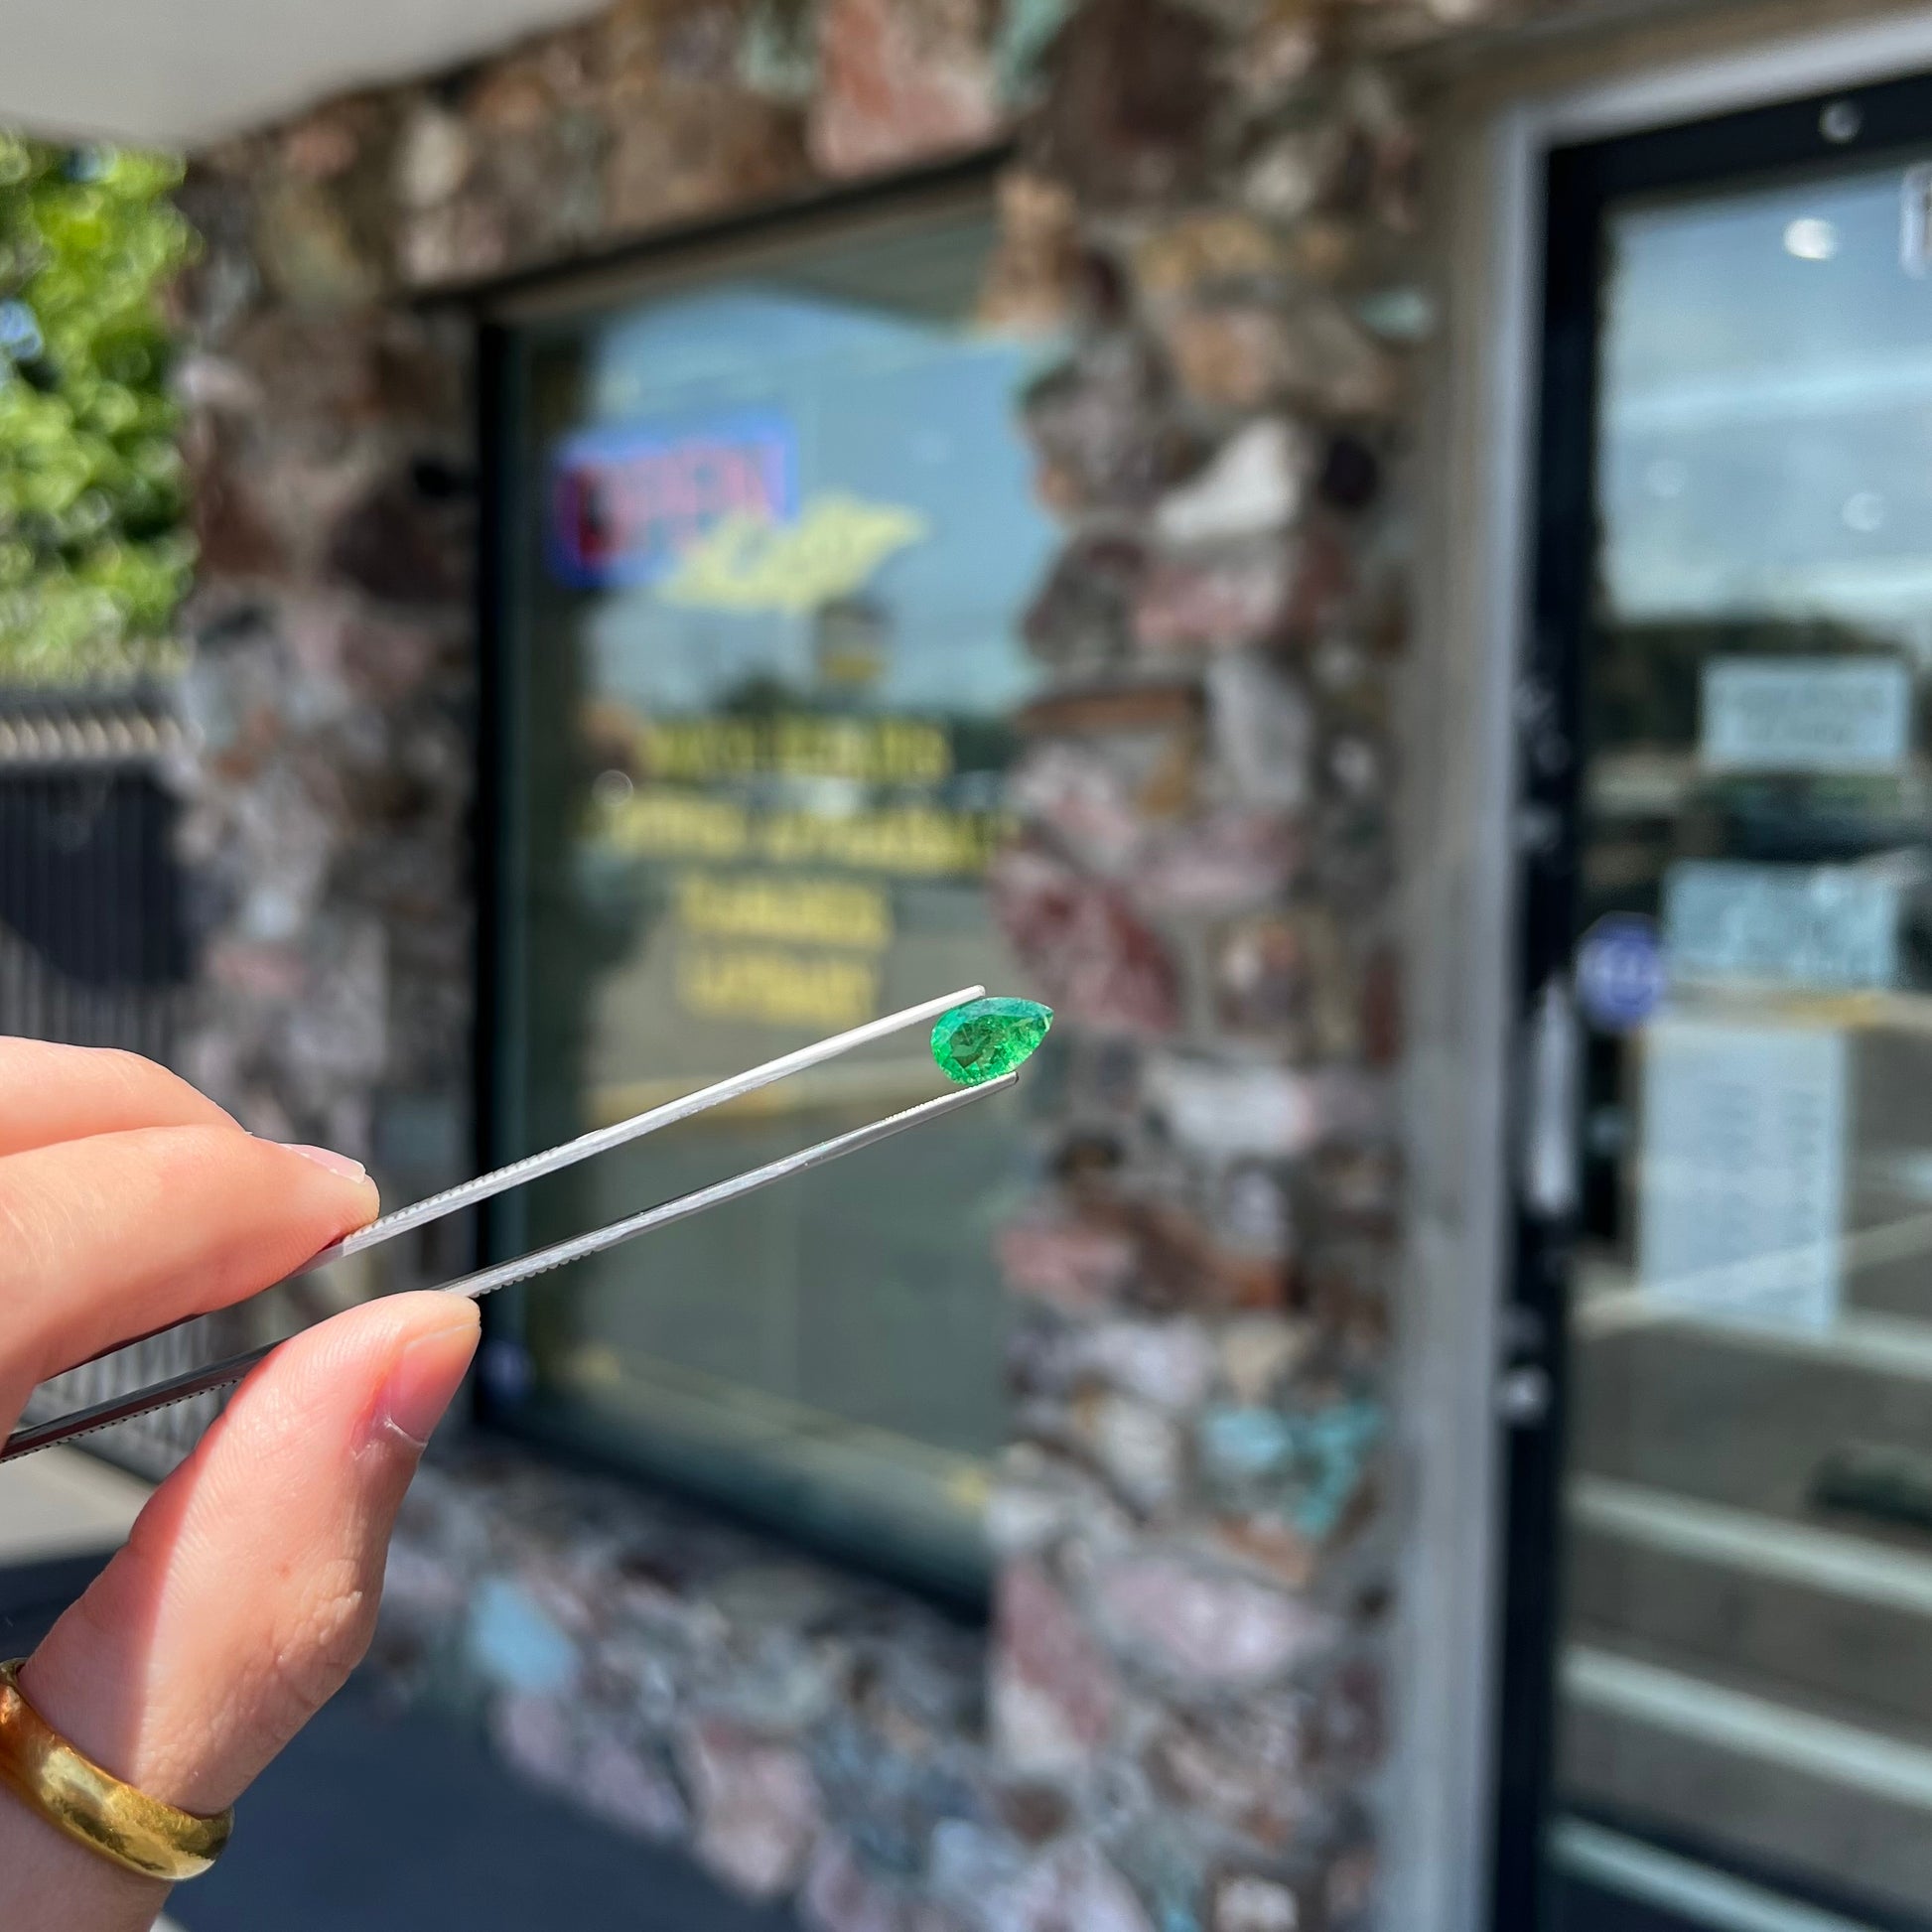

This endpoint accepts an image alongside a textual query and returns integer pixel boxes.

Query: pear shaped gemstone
[930,996,1053,1086]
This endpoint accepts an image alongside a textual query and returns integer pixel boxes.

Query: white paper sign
[1638,1017,1847,1333]
[1664,861,1899,990]
[1702,657,1910,773]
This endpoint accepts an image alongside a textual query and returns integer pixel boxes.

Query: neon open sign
[547,410,798,590]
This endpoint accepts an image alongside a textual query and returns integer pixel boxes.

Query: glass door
[1507,71,1932,1932]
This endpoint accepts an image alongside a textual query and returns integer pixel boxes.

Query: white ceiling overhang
[0,0,610,149]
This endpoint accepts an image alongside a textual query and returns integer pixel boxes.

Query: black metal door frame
[1490,62,1932,1932]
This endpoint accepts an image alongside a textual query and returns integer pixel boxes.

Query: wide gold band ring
[0,1659,233,1882]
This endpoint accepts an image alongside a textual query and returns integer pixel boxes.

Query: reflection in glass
[1559,155,1932,1927]
[492,204,1058,1591]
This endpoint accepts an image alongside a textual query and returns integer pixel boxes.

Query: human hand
[0,1040,480,1930]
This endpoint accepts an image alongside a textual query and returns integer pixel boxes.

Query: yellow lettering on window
[658,494,930,616]
[595,787,749,860]
[674,872,894,950]
[676,945,882,1030]
[633,714,952,784]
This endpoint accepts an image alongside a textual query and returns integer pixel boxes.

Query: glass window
[485,192,1058,1595]
[1553,143,1932,1927]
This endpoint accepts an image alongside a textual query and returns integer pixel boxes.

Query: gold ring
[0,1659,233,1881]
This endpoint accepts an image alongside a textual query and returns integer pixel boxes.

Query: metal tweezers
[2,985,1017,1464]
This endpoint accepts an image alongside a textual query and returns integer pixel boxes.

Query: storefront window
[484,191,1057,1593]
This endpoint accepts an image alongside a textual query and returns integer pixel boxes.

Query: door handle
[1521,976,1579,1221]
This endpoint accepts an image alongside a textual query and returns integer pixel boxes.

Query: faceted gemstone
[931,997,1053,1085]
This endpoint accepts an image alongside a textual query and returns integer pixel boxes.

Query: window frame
[469,150,1025,1608]
[1502,55,1932,1932]
[1400,17,1932,1932]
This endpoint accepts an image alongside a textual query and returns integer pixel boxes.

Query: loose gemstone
[931,996,1053,1086]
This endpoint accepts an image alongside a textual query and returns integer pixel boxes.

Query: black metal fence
[0,696,189,1056]
[0,690,231,1476]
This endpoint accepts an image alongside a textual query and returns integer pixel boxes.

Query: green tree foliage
[0,136,196,683]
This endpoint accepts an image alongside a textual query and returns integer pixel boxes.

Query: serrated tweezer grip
[3,987,1013,1464]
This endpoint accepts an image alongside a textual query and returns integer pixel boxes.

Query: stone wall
[168,0,1509,1924]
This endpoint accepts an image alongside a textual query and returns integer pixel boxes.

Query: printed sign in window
[1700,656,1911,774]
[1663,860,1899,991]
[1639,1017,1847,1333]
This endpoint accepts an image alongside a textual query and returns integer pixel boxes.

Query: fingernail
[285,1143,367,1181]
[376,1307,480,1449]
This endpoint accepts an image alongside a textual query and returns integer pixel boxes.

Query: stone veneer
[164,0,1516,1924]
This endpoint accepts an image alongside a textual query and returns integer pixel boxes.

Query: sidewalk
[0,1450,794,1932]
[174,1676,796,1932]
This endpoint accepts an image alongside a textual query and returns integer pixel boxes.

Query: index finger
[0,1039,235,1156]
[0,1125,379,1415]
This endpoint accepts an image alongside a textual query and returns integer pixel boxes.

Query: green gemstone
[931,996,1053,1086]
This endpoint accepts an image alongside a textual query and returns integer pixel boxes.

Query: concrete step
[1551,1817,1895,1932]
[0,1444,149,1566]
[1570,1318,1932,1525]
[1568,1476,1932,1733]
[1560,1641,1932,1925]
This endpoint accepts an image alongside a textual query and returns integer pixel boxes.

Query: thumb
[3,1293,478,1927]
